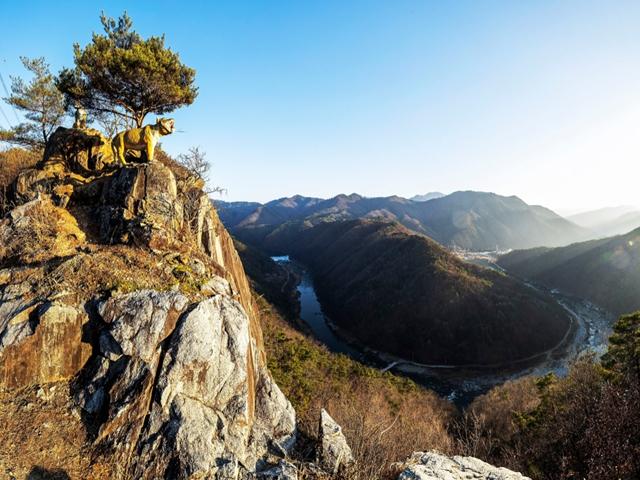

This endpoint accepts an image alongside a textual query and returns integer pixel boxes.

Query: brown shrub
[154,146,194,185]
[458,376,539,460]
[584,378,640,479]
[518,360,605,479]
[463,359,615,480]
[323,385,454,480]
[0,197,85,265]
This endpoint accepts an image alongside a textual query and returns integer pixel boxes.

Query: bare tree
[177,147,209,181]
[93,110,135,138]
[176,146,225,195]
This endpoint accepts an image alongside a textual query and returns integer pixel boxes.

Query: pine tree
[602,312,640,380]
[57,12,198,128]
[0,57,66,149]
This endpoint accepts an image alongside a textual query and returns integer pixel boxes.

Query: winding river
[272,255,615,407]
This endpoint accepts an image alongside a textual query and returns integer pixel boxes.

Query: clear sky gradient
[1,1,639,212]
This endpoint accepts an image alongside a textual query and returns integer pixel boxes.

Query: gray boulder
[317,408,354,474]
[75,289,296,480]
[0,281,40,352]
[256,460,298,480]
[396,451,531,480]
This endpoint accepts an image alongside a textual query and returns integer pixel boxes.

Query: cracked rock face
[76,289,295,479]
[99,162,185,249]
[0,282,40,352]
[396,451,531,480]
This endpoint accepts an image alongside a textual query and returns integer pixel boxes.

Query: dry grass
[258,297,455,479]
[0,198,85,266]
[456,376,540,459]
[0,148,39,214]
[30,243,219,302]
[0,383,113,480]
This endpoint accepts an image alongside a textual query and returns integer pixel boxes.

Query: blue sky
[1,1,640,212]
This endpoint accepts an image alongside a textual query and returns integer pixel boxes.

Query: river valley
[272,255,616,407]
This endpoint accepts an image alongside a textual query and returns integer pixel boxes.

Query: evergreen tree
[57,12,198,128]
[602,312,640,380]
[0,57,66,149]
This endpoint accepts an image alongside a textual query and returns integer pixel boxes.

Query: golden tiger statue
[112,118,175,166]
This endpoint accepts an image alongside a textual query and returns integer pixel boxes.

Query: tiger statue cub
[112,118,175,166]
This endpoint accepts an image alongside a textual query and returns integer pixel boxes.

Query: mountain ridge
[568,206,640,238]
[498,227,640,315]
[216,190,589,251]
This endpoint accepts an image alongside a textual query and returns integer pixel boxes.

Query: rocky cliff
[0,128,294,479]
[0,128,531,480]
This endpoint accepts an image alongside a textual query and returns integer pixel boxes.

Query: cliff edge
[0,128,294,479]
[0,129,530,480]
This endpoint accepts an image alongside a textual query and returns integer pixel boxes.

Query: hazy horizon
[2,1,640,212]
[215,189,639,217]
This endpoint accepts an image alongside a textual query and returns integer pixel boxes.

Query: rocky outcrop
[317,409,354,475]
[255,460,298,479]
[12,127,116,206]
[134,294,294,478]
[0,128,295,478]
[41,126,115,173]
[75,290,295,479]
[0,295,92,389]
[92,157,264,374]
[0,196,85,264]
[396,452,530,480]
[98,161,185,249]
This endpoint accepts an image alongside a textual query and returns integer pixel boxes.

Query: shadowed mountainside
[498,227,640,315]
[216,191,588,251]
[259,218,571,366]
